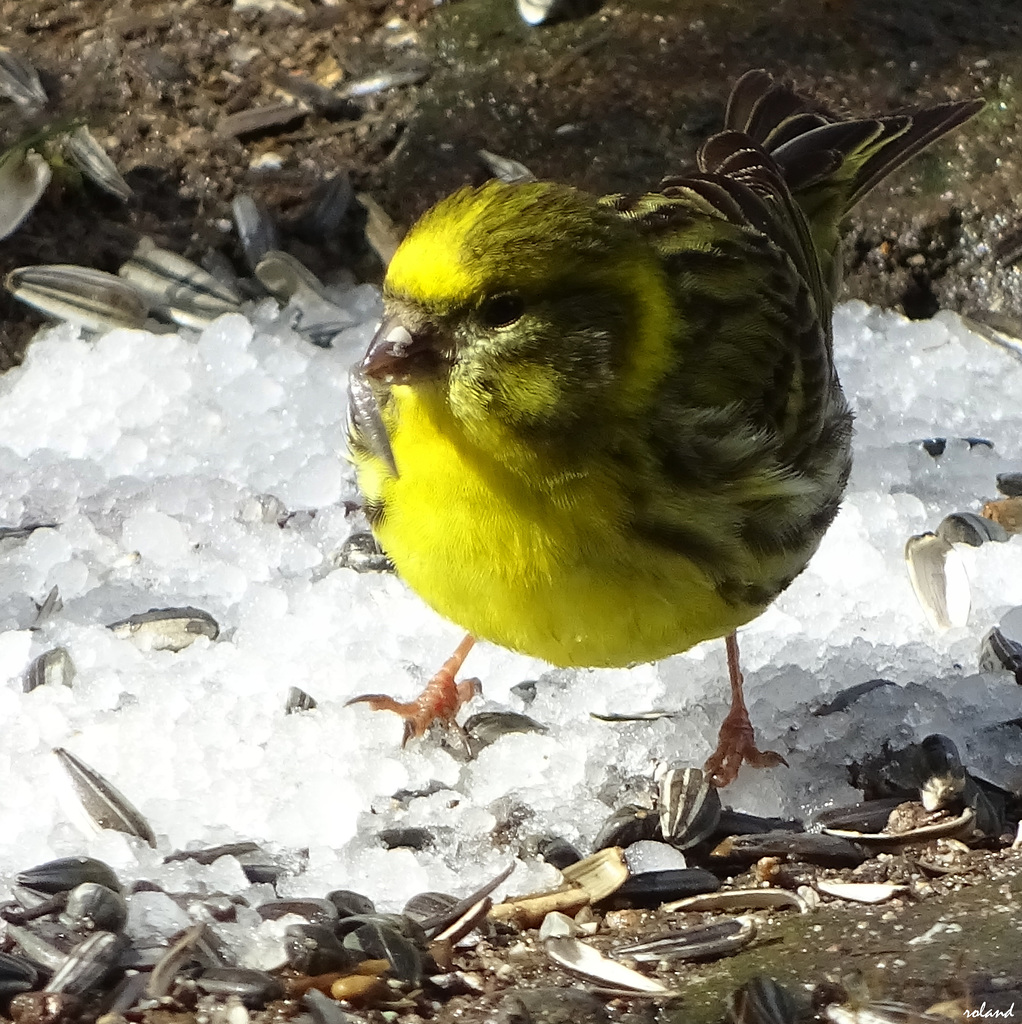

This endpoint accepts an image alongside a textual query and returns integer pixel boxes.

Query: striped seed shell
[0,149,51,240]
[53,747,156,846]
[904,532,970,630]
[5,264,148,330]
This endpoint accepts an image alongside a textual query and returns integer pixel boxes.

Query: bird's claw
[346,635,480,745]
[703,705,787,788]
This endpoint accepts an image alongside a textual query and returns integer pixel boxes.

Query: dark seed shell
[326,890,376,919]
[729,976,801,1024]
[17,857,122,895]
[61,883,128,933]
[0,952,38,997]
[710,831,869,868]
[592,804,658,851]
[341,922,423,985]
[285,686,318,714]
[257,898,338,924]
[43,931,128,995]
[284,923,361,975]
[53,748,156,846]
[195,968,284,1008]
[612,916,754,962]
[600,868,721,910]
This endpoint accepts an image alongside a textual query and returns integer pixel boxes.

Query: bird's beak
[360,315,449,385]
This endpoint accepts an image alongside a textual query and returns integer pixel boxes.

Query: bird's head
[350,179,674,473]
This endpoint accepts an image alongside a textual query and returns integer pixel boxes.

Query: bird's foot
[703,702,787,787]
[346,634,480,746]
[703,631,787,787]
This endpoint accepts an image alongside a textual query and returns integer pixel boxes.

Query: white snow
[0,293,1020,957]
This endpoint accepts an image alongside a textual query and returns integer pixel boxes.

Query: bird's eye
[479,293,525,329]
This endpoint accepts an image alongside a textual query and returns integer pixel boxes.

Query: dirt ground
[3,0,1022,363]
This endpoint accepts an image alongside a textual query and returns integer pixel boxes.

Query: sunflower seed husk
[258,898,338,923]
[728,976,801,1024]
[196,967,284,1008]
[342,921,423,984]
[0,521,59,541]
[357,192,402,266]
[936,511,1009,547]
[603,868,720,910]
[271,70,353,116]
[332,532,393,574]
[326,889,376,919]
[146,923,211,997]
[961,310,1022,361]
[612,915,755,963]
[980,627,1022,681]
[0,149,51,240]
[0,48,47,108]
[303,987,360,1024]
[414,861,515,938]
[490,888,590,929]
[293,173,353,243]
[106,971,149,1015]
[917,436,994,458]
[347,371,397,477]
[662,887,809,915]
[5,923,70,971]
[285,923,359,975]
[814,798,909,834]
[285,686,318,714]
[254,249,326,304]
[17,857,122,895]
[34,584,63,626]
[337,65,428,99]
[163,841,260,865]
[63,126,132,201]
[543,935,672,994]
[403,891,458,924]
[815,881,907,904]
[5,264,148,330]
[561,846,629,902]
[107,606,219,651]
[61,883,128,932]
[233,193,279,273]
[822,806,975,847]
[658,765,721,850]
[44,931,127,995]
[811,679,897,716]
[0,951,38,997]
[996,472,1022,497]
[592,803,658,850]
[537,836,582,869]
[477,149,536,184]
[24,646,75,692]
[823,1003,948,1024]
[54,747,156,846]
[904,532,970,630]
[119,237,241,326]
[464,711,547,752]
[590,708,675,721]
[217,101,308,138]
[430,896,491,945]
[709,831,869,868]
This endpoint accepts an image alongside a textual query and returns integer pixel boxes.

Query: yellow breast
[355,386,755,668]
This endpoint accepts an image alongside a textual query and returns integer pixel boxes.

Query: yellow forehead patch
[385,186,497,308]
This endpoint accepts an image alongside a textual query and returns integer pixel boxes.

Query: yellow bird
[346,70,981,784]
